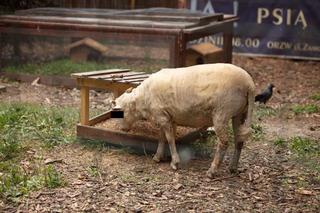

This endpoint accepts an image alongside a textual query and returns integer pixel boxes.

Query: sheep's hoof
[229,167,239,175]
[153,155,161,163]
[206,169,216,179]
[170,162,178,170]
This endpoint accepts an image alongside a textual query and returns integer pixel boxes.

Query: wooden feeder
[71,69,201,152]
[65,38,108,62]
[185,42,224,66]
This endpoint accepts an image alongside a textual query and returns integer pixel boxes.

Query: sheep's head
[113,88,139,131]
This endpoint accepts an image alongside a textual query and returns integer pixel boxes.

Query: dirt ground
[0,55,319,212]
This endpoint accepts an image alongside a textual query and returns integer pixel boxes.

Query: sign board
[188,0,320,60]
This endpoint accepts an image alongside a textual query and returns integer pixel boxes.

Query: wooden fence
[58,0,186,9]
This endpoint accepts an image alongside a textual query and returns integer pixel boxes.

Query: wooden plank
[77,78,137,91]
[0,85,6,92]
[118,78,145,83]
[223,24,234,63]
[80,86,90,125]
[97,73,150,81]
[0,19,182,35]
[71,69,130,78]
[91,71,143,79]
[184,17,238,34]
[0,15,197,29]
[88,111,111,126]
[76,125,159,153]
[114,74,150,81]
[184,19,237,41]
[15,8,223,24]
[0,72,77,88]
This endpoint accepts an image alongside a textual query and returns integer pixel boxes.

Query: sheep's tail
[238,84,255,141]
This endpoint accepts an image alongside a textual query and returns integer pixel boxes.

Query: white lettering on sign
[203,1,215,13]
[257,8,308,30]
[267,41,293,50]
[257,8,269,24]
[272,8,283,25]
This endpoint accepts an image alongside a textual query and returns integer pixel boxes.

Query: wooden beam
[88,111,111,126]
[80,86,89,125]
[77,78,138,91]
[71,69,130,78]
[223,28,233,63]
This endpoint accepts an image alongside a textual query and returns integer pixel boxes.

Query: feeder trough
[72,69,202,153]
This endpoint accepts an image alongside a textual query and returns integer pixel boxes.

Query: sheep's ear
[129,99,136,111]
[110,99,116,108]
[125,87,133,93]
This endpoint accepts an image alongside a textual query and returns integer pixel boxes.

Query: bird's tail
[238,85,255,141]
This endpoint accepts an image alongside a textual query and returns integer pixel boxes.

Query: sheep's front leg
[163,123,180,170]
[153,128,166,163]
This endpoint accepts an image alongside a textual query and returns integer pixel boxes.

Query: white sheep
[115,63,255,177]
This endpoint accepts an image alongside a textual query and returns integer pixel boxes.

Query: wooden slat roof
[2,7,225,30]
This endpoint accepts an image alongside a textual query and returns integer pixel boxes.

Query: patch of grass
[0,131,21,161]
[251,124,264,141]
[0,103,75,201]
[43,165,64,189]
[255,105,277,120]
[191,131,217,157]
[291,104,319,114]
[0,164,64,199]
[287,136,319,175]
[289,137,319,157]
[87,166,101,178]
[3,58,168,76]
[310,93,320,101]
[3,59,116,76]
[0,103,78,148]
[273,137,286,147]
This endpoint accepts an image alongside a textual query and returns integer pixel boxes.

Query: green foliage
[291,104,319,114]
[310,93,320,101]
[3,59,117,76]
[255,105,277,120]
[273,137,286,146]
[0,103,78,149]
[272,136,319,174]
[3,58,168,76]
[251,124,264,141]
[191,131,217,157]
[43,165,64,189]
[0,131,20,161]
[289,137,319,157]
[289,136,320,174]
[0,103,73,200]
[0,164,64,199]
[87,166,101,178]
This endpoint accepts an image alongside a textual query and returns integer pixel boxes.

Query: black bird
[255,83,275,104]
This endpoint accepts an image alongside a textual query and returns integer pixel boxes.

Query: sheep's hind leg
[207,115,229,178]
[229,114,245,174]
